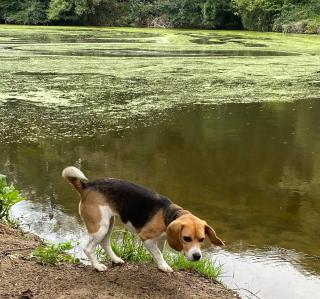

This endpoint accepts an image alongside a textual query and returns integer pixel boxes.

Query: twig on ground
[1,246,36,254]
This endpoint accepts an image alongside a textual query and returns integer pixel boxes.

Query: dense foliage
[232,0,320,33]
[0,0,319,33]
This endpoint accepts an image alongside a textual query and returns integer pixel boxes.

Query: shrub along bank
[0,0,319,33]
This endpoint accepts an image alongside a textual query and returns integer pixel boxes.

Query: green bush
[0,174,25,222]
[158,0,240,29]
[232,0,283,31]
[0,0,49,24]
[32,241,80,265]
[305,17,320,34]
[273,0,320,33]
[1,0,320,33]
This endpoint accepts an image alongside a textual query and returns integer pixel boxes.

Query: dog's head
[166,213,224,261]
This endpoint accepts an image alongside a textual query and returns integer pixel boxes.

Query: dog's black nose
[193,253,201,261]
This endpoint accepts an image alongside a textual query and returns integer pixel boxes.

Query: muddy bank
[0,222,239,299]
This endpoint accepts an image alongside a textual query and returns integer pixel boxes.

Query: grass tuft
[97,229,152,263]
[97,229,222,279]
[32,241,80,265]
[165,252,222,279]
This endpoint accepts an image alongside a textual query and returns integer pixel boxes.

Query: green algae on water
[0,26,319,142]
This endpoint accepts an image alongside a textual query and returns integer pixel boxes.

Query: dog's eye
[183,236,192,242]
[199,238,205,242]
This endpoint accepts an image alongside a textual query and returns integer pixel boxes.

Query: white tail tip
[62,166,88,182]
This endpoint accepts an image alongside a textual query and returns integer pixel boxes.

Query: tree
[203,0,241,29]
[48,0,89,24]
[0,0,49,24]
[232,0,284,31]
[158,0,204,28]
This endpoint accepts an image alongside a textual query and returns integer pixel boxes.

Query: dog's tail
[62,166,89,192]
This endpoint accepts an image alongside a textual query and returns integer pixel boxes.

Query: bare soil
[0,222,239,299]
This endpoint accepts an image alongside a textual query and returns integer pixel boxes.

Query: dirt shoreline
[0,222,239,299]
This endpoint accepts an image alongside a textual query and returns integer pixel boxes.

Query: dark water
[2,101,320,267]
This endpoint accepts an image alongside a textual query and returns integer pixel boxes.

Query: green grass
[32,241,80,266]
[111,229,153,262]
[97,229,222,279]
[166,252,222,279]
[0,174,25,223]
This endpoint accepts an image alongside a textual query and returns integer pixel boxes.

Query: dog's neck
[164,204,188,227]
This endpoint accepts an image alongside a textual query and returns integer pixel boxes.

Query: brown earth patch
[0,222,239,299]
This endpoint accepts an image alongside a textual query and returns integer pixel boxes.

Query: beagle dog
[62,166,224,272]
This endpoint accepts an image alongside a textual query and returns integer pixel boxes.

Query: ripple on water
[211,248,320,299]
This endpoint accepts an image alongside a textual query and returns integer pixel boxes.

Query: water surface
[1,26,320,299]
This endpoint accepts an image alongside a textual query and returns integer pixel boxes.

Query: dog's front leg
[157,236,166,252]
[143,239,173,273]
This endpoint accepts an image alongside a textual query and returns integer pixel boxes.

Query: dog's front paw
[112,257,125,264]
[159,263,173,273]
[94,263,108,272]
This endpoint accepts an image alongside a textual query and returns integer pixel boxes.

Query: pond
[1,26,320,299]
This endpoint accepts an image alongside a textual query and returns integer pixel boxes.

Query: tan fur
[68,177,83,191]
[204,222,224,246]
[139,210,167,241]
[79,190,117,234]
[167,212,224,254]
[166,219,183,251]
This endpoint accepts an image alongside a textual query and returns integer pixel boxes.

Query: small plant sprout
[0,174,25,222]
[32,241,80,266]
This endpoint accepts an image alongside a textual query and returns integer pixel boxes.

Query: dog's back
[86,178,172,229]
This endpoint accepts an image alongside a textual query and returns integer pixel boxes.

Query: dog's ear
[204,223,224,246]
[167,220,183,251]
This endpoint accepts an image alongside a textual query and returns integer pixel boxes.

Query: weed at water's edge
[0,174,25,223]
[32,241,80,266]
[165,252,222,279]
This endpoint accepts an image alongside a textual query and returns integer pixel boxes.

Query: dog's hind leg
[84,231,108,272]
[100,215,124,264]
[83,206,114,271]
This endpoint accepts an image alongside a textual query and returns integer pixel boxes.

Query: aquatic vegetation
[0,26,319,143]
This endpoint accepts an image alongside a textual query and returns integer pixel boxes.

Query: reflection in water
[1,100,320,298]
